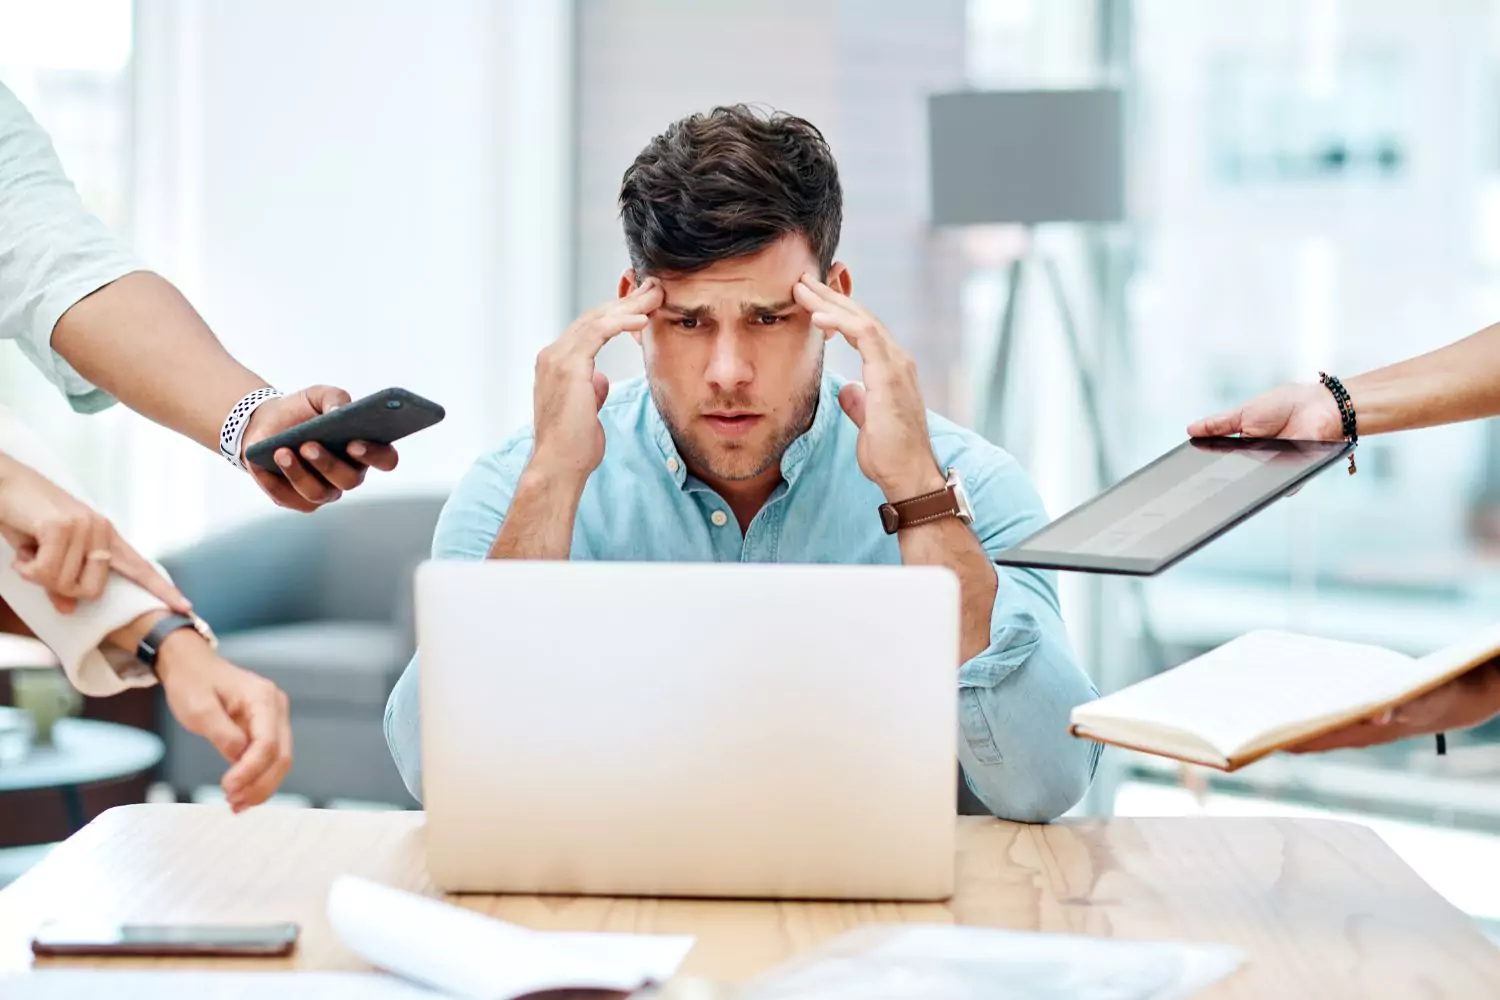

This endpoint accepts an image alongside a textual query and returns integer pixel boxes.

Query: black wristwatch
[136,614,202,670]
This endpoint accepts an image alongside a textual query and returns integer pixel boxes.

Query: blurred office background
[5,0,1500,932]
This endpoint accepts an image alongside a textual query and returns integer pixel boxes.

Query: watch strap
[878,483,961,534]
[219,387,284,471]
[136,614,199,670]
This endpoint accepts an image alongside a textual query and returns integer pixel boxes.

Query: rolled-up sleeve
[0,83,144,412]
[0,541,164,697]
[384,435,534,801]
[948,443,1101,822]
[0,406,166,696]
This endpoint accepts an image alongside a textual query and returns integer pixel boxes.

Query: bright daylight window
[964,0,1500,939]
[0,0,136,515]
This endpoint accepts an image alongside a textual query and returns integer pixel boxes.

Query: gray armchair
[156,494,446,807]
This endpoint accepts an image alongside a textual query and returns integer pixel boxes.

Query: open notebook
[1070,625,1500,770]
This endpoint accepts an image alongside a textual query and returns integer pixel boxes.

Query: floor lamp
[926,88,1169,691]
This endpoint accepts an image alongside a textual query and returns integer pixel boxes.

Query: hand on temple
[791,272,945,499]
[527,279,663,485]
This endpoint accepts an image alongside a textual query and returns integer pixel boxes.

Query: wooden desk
[0,804,1496,997]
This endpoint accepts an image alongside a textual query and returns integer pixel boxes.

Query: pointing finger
[108,532,193,614]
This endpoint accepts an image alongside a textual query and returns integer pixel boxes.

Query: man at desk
[385,105,1099,821]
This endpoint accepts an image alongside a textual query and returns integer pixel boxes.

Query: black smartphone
[31,920,299,958]
[244,386,445,473]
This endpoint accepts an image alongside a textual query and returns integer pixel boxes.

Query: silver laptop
[416,560,958,901]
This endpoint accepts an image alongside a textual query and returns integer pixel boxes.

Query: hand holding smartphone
[244,387,445,474]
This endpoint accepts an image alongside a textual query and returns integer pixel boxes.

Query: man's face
[621,235,849,484]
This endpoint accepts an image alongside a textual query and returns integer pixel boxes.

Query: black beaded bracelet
[1317,371,1358,475]
[1317,373,1445,755]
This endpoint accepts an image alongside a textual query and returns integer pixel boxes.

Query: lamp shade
[927,88,1125,226]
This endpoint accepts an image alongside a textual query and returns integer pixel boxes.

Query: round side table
[0,706,164,832]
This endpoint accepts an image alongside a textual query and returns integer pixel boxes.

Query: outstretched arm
[1189,323,1500,441]
[0,83,396,512]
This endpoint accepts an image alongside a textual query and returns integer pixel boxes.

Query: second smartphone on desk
[31,920,299,958]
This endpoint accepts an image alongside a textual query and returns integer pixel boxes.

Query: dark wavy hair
[618,104,843,277]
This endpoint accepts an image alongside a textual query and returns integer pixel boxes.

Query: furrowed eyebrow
[743,298,797,315]
[659,301,713,319]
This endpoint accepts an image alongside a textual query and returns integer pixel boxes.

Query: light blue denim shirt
[386,372,1100,821]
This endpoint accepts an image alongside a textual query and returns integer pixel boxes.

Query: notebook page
[1417,621,1500,678]
[1072,630,1419,758]
[1241,622,1500,755]
[327,875,694,999]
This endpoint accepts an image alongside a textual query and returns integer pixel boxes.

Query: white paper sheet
[740,924,1245,1000]
[0,971,443,999]
[326,875,695,999]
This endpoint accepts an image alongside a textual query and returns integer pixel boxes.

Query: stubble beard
[651,363,823,483]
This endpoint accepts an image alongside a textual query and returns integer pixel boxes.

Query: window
[961,0,1500,929]
[0,0,136,523]
[1122,0,1500,928]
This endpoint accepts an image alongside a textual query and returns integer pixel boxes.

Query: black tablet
[993,437,1354,576]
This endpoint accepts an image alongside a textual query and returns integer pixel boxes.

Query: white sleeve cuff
[0,402,167,696]
[0,539,165,697]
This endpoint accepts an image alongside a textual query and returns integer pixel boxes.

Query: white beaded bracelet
[218,387,284,471]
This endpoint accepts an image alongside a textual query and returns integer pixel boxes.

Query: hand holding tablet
[993,437,1353,576]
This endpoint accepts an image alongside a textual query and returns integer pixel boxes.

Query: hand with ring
[0,452,191,614]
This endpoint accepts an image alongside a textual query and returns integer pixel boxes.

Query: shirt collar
[645,372,841,491]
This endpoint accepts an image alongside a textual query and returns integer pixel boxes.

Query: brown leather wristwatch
[878,466,974,534]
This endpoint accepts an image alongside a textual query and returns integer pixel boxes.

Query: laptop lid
[417,560,958,901]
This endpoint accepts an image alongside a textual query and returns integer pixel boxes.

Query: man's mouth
[701,412,764,438]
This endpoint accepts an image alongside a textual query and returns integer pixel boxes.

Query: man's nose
[704,330,754,389]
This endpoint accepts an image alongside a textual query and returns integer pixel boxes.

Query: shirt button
[710,510,729,527]
[666,457,680,474]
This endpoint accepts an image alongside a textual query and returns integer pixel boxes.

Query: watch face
[878,503,902,534]
[949,468,975,523]
[936,464,972,521]
[190,614,218,648]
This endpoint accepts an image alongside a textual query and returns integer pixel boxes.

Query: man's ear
[618,268,646,344]
[826,261,852,296]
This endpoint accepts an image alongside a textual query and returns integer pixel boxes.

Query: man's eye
[756,314,789,326]
[676,317,700,330]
